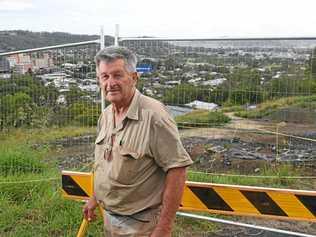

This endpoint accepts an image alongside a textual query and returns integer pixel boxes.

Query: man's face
[97,59,137,106]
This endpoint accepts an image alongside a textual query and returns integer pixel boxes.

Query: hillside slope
[0,30,113,52]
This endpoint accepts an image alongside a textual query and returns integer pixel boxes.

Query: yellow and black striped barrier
[61,171,316,222]
[182,182,316,222]
[61,171,93,201]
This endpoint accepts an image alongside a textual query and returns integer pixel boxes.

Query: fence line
[1,32,316,236]
[1,35,315,172]
[0,40,100,57]
[120,36,316,42]
[188,170,316,179]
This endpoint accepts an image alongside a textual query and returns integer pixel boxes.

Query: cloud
[0,0,34,11]
[0,0,315,37]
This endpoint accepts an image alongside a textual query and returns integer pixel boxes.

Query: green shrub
[221,105,243,112]
[75,113,99,126]
[187,163,301,189]
[0,128,104,236]
[0,179,104,236]
[234,95,316,119]
[0,176,50,202]
[176,110,231,127]
[235,109,272,119]
[0,144,47,175]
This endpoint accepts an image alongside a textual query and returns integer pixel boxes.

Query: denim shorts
[103,207,161,237]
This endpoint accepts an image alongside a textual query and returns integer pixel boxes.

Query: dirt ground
[178,114,316,236]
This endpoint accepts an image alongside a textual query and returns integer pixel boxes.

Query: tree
[223,68,264,105]
[69,102,101,126]
[65,85,86,105]
[311,47,316,79]
[0,92,33,129]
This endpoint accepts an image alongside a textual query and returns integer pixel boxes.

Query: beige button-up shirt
[94,90,193,215]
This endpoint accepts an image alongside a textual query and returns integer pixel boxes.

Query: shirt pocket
[94,133,111,170]
[109,147,143,185]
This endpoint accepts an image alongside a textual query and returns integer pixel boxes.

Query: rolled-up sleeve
[150,114,193,172]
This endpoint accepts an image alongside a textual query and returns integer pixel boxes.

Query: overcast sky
[1,0,316,38]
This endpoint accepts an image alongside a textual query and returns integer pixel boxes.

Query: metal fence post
[100,26,105,111]
[114,24,119,46]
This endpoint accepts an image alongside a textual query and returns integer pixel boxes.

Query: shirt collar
[105,89,140,134]
[125,89,140,121]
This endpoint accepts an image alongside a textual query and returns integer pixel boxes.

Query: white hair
[95,46,137,72]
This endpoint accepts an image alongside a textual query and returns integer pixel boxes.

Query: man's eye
[114,74,123,79]
[101,75,109,80]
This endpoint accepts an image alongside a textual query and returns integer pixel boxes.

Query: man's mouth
[106,90,120,94]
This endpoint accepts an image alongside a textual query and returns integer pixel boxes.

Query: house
[56,95,66,104]
[0,57,10,71]
[188,77,203,85]
[8,54,33,74]
[165,80,181,86]
[201,78,227,87]
[185,100,218,110]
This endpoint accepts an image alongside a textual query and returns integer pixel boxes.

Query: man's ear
[132,72,139,83]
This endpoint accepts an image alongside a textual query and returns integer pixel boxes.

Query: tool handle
[76,218,89,237]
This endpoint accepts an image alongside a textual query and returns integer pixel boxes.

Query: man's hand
[82,196,98,222]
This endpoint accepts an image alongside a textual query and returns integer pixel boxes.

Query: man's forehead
[99,59,126,73]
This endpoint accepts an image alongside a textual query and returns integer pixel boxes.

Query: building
[7,54,33,74]
[7,55,18,67]
[0,57,10,73]
[165,80,181,86]
[7,53,54,74]
[0,57,11,79]
[185,100,218,110]
[201,78,227,87]
[33,54,53,69]
[188,77,203,85]
[14,63,33,74]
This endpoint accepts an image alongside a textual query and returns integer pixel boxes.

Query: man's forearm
[155,167,187,234]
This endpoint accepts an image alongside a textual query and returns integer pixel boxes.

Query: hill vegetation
[0,30,113,51]
[176,110,231,127]
[234,95,316,120]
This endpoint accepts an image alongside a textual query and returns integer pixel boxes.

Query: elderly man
[83,46,192,237]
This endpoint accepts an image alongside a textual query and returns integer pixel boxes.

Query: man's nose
[106,76,117,88]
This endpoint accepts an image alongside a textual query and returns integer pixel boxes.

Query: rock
[232,137,240,143]
[224,159,231,166]
[255,146,262,152]
[206,145,226,154]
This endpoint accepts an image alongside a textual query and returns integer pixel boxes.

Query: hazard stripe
[241,191,287,216]
[296,195,316,217]
[62,175,89,197]
[213,187,260,214]
[61,171,316,222]
[189,187,233,211]
[181,186,208,209]
[71,173,92,196]
[268,192,315,219]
